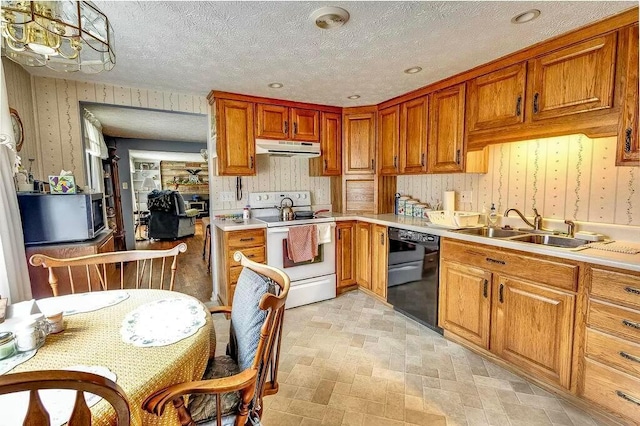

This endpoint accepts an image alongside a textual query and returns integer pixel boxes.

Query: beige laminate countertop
[213,213,640,273]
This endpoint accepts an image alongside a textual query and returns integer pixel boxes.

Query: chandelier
[1,1,115,73]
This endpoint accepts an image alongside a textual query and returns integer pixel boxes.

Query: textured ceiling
[28,1,635,106]
[85,104,207,142]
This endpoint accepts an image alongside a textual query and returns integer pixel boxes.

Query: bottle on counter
[488,203,498,228]
[243,205,251,220]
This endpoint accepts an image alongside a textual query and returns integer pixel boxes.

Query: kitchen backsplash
[209,155,332,211]
[398,135,640,227]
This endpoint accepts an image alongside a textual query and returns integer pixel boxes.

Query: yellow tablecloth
[11,289,213,426]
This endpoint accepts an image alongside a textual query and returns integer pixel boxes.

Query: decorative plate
[9,108,23,152]
[120,298,206,347]
[37,291,130,316]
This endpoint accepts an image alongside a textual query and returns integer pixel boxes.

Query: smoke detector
[311,7,350,30]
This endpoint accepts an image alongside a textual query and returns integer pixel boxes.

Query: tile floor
[212,290,611,426]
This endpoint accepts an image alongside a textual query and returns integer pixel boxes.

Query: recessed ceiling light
[347,95,360,100]
[511,9,541,24]
[404,66,422,74]
[268,82,283,88]
[311,6,350,30]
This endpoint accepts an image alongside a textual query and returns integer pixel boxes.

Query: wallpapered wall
[209,155,332,211]
[397,135,640,226]
[2,59,39,177]
[29,75,209,187]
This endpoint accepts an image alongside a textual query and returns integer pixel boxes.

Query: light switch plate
[122,182,128,190]
[219,191,235,202]
[460,191,472,203]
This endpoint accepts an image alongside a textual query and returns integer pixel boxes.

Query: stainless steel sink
[507,234,589,248]
[454,227,529,238]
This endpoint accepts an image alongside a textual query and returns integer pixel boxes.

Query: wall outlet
[219,191,235,202]
[122,182,128,190]
[460,191,473,203]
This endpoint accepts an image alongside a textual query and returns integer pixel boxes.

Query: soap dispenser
[488,203,498,228]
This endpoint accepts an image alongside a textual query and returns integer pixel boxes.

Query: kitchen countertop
[213,213,640,273]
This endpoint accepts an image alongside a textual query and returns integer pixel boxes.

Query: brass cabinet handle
[239,237,254,242]
[456,149,461,165]
[250,155,254,169]
[380,232,385,245]
[622,319,640,330]
[393,156,397,169]
[533,93,540,114]
[625,286,640,295]
[371,159,375,170]
[486,257,506,265]
[616,390,640,406]
[516,95,522,116]
[499,283,504,303]
[284,121,289,134]
[324,159,328,170]
[421,153,425,167]
[620,351,640,364]
[293,122,298,135]
[625,128,633,153]
[338,229,341,240]
[483,279,488,298]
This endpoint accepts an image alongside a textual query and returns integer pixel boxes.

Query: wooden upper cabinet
[336,221,356,288]
[377,105,400,176]
[399,96,428,174]
[216,99,256,176]
[310,112,341,176]
[529,33,617,121]
[467,63,527,132]
[344,110,376,175]
[290,108,320,142]
[355,221,372,290]
[617,25,639,166]
[256,104,288,139]
[439,260,492,349]
[491,275,575,389]
[428,83,466,173]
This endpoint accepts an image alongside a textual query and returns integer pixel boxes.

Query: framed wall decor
[9,108,24,152]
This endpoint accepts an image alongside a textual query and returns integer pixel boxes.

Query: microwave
[17,193,106,246]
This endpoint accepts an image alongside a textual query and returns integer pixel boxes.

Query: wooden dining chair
[143,251,290,426]
[0,370,130,425]
[29,243,187,296]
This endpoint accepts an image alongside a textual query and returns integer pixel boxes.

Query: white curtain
[83,110,108,159]
[0,62,32,303]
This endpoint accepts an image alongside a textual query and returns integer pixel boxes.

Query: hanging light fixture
[1,1,115,73]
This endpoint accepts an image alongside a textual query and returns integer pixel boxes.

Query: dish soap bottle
[488,203,498,228]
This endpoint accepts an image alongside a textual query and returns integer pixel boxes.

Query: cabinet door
[290,108,320,142]
[467,63,526,131]
[439,261,492,349]
[377,105,400,176]
[529,33,617,121]
[617,25,639,166]
[399,96,428,174]
[427,83,465,173]
[216,100,256,176]
[344,112,376,174]
[256,104,288,139]
[356,222,372,290]
[336,221,356,288]
[491,276,575,389]
[321,112,342,175]
[370,224,388,300]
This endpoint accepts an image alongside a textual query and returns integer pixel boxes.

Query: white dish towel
[317,223,332,244]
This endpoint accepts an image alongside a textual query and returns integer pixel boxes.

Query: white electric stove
[249,191,336,309]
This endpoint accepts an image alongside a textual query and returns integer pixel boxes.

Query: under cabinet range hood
[255,139,321,158]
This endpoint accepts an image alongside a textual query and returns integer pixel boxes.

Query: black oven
[387,227,442,334]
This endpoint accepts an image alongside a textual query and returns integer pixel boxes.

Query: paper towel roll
[443,191,456,212]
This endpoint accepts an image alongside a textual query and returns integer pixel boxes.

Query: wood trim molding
[208,90,342,113]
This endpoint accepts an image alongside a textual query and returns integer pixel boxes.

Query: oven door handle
[389,264,422,272]
[267,228,290,235]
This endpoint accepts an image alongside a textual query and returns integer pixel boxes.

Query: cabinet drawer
[582,359,640,424]
[585,328,640,378]
[441,239,578,291]
[229,265,243,285]
[228,246,266,267]
[226,229,265,249]
[588,300,640,341]
[590,268,640,310]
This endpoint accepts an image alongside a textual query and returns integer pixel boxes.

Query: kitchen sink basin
[454,227,529,238]
[508,234,590,248]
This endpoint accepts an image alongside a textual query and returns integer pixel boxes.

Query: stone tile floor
[212,290,610,426]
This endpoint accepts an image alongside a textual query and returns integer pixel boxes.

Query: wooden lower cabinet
[582,359,640,424]
[219,228,266,306]
[336,221,356,289]
[439,261,492,349]
[370,224,388,299]
[491,275,575,389]
[355,222,372,290]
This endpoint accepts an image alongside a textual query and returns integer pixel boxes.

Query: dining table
[6,289,214,426]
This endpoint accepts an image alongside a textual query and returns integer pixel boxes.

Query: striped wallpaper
[397,135,640,227]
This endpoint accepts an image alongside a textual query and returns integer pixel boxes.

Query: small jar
[405,200,418,217]
[243,206,251,220]
[0,332,16,360]
[45,311,65,334]
[15,314,50,352]
[413,203,427,218]
[397,196,409,216]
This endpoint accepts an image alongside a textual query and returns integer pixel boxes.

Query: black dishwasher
[387,227,442,334]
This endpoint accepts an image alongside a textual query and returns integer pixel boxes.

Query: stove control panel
[249,191,311,209]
